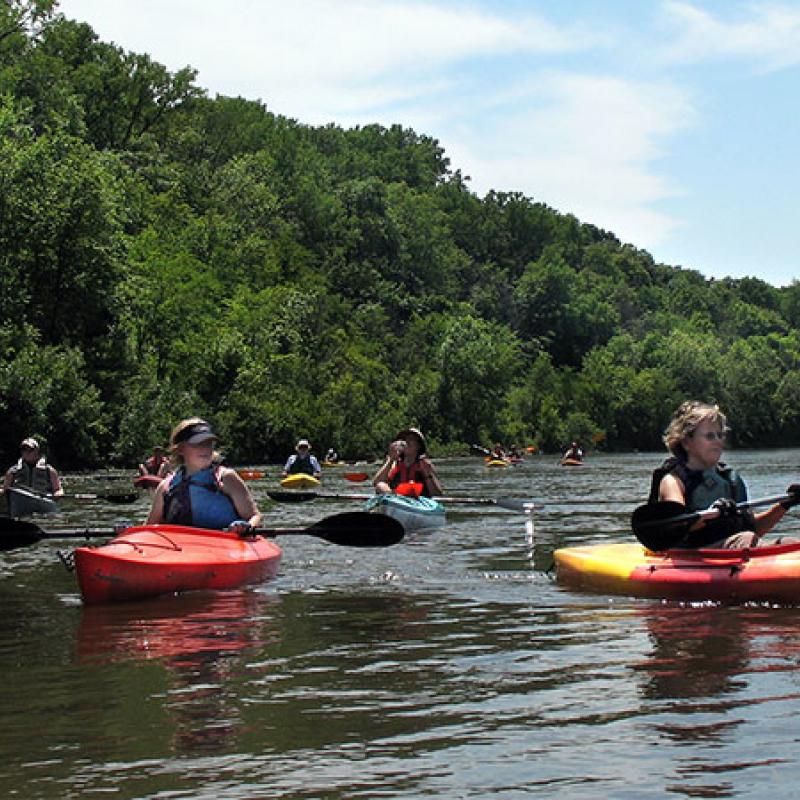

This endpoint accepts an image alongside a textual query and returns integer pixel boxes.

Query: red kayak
[74,524,282,604]
[134,474,163,489]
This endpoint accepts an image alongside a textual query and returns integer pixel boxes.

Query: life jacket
[389,457,431,497]
[648,456,752,547]
[10,458,55,494]
[144,455,167,475]
[288,453,317,476]
[162,464,238,529]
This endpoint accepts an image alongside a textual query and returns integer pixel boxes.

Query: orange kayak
[74,524,282,604]
[555,541,800,604]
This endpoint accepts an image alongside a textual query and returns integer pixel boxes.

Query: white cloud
[446,73,697,247]
[60,0,598,120]
[660,1,800,70]
[59,1,694,250]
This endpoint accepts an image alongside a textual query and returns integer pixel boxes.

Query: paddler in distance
[650,400,799,548]
[282,438,322,479]
[373,427,443,498]
[138,444,169,478]
[1,437,64,498]
[146,418,261,533]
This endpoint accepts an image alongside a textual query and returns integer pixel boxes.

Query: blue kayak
[364,494,445,531]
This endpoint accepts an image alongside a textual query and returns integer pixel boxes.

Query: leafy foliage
[2,4,800,468]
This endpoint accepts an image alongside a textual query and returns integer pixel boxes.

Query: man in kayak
[146,418,261,532]
[138,445,169,477]
[1,438,64,498]
[649,400,799,548]
[562,442,584,462]
[282,439,322,479]
[373,427,443,498]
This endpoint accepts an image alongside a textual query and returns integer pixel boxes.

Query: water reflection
[77,589,278,754]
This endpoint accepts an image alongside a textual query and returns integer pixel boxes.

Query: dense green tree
[3,8,800,465]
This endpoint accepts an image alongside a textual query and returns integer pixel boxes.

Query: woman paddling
[373,427,443,498]
[650,401,798,548]
[146,418,261,533]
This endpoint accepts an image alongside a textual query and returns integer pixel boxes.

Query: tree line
[2,0,800,469]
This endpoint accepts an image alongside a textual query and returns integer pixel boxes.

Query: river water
[2,450,800,799]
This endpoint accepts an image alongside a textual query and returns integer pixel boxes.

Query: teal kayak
[364,494,445,531]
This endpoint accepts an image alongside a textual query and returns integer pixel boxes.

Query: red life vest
[388,458,430,497]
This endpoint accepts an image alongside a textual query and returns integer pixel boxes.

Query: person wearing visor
[282,439,322,479]
[649,400,799,548]
[146,418,261,533]
[1,437,63,498]
[373,427,443,498]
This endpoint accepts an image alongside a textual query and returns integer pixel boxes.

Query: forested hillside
[3,1,800,467]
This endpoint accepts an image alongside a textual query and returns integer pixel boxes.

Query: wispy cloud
[59,0,696,251]
[660,1,800,70]
[447,72,697,246]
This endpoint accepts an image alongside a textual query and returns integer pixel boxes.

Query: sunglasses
[693,431,727,441]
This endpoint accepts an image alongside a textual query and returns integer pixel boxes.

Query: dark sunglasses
[693,431,727,441]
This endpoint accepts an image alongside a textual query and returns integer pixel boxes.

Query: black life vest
[648,456,753,547]
[288,453,316,476]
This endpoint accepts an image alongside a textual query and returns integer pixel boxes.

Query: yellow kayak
[555,541,800,604]
[280,474,321,490]
[485,459,509,468]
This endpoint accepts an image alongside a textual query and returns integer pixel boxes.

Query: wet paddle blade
[0,518,45,550]
[257,512,403,547]
[630,501,698,551]
[266,490,319,503]
[310,511,404,546]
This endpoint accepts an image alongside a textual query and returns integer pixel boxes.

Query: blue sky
[58,0,800,287]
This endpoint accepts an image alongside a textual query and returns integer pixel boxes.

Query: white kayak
[364,494,445,531]
[6,486,60,517]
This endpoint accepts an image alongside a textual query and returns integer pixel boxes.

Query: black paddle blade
[105,493,139,505]
[630,501,697,551]
[308,512,404,547]
[0,518,45,550]
[266,490,318,503]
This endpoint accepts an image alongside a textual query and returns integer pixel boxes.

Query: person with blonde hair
[648,401,798,548]
[146,418,261,532]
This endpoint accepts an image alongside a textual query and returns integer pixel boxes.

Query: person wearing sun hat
[145,417,261,533]
[373,426,443,498]
[1,437,64,498]
[282,438,322,479]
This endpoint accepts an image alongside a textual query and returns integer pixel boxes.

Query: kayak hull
[555,541,800,604]
[280,474,321,490]
[560,458,584,467]
[485,459,509,468]
[6,486,59,517]
[364,494,445,531]
[134,474,163,490]
[74,524,282,604]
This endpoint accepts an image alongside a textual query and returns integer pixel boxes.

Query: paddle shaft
[266,490,543,512]
[0,512,403,550]
[637,493,793,532]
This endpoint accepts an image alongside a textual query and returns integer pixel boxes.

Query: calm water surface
[2,451,800,799]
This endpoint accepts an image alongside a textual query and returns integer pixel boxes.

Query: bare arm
[422,458,444,496]
[752,504,789,537]
[0,469,13,495]
[145,481,168,524]
[657,473,685,504]
[49,467,64,497]
[221,469,261,527]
